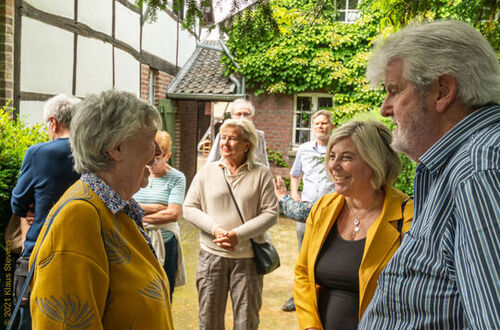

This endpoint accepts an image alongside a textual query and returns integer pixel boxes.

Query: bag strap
[397,196,413,233]
[7,197,101,330]
[221,167,246,225]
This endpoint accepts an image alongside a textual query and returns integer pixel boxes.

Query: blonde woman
[134,130,187,298]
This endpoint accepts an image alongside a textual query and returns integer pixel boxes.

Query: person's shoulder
[35,138,71,154]
[250,161,271,174]
[169,167,186,180]
[467,121,499,172]
[310,192,341,210]
[295,141,314,155]
[197,161,221,176]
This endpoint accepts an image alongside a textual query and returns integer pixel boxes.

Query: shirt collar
[81,172,144,221]
[419,104,500,174]
[218,158,254,174]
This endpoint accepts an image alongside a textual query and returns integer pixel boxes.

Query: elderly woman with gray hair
[28,90,173,329]
[184,118,278,329]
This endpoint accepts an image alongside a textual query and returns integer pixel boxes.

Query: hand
[291,192,302,202]
[25,211,35,225]
[213,231,238,252]
[273,176,287,200]
[25,204,34,225]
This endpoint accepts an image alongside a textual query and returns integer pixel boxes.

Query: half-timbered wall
[9,0,197,124]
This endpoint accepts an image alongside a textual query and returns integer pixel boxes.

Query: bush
[1,101,48,242]
[267,148,289,167]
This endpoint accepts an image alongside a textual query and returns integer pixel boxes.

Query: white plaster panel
[114,48,140,95]
[25,0,74,19]
[78,0,112,35]
[19,101,45,126]
[20,17,73,95]
[75,36,113,96]
[142,11,178,63]
[177,29,197,67]
[115,2,140,50]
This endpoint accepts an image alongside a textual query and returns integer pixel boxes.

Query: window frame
[336,0,361,23]
[292,93,334,147]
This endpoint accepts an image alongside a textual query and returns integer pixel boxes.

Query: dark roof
[167,40,242,100]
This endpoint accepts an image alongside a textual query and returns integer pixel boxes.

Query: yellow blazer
[294,186,413,330]
[30,180,173,329]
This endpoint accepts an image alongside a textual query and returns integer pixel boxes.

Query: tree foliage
[221,0,386,123]
[0,102,48,233]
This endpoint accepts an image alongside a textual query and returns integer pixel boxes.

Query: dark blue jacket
[11,138,80,256]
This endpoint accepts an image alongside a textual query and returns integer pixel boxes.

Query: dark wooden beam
[20,91,55,101]
[115,0,141,15]
[141,50,178,76]
[19,0,178,76]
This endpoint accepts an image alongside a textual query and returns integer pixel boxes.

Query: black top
[314,222,366,330]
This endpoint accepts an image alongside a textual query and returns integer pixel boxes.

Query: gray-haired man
[359,21,500,328]
[207,98,269,167]
[11,94,81,329]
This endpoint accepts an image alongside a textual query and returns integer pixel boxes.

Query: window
[293,94,334,146]
[337,0,361,23]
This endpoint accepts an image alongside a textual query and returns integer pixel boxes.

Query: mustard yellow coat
[29,180,173,329]
[294,186,413,330]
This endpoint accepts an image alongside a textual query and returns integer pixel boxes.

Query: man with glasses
[207,98,269,167]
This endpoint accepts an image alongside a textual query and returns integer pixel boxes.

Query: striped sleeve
[167,171,186,205]
[455,168,500,328]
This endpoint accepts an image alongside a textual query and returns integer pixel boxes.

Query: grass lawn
[172,216,300,329]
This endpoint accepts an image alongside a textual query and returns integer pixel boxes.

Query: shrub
[267,148,289,168]
[0,101,48,242]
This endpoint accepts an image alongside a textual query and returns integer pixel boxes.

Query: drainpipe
[229,73,241,94]
[219,39,246,95]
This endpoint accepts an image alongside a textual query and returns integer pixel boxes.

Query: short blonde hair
[219,118,258,163]
[326,120,401,189]
[156,130,172,156]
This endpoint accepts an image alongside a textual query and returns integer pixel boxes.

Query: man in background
[11,94,81,329]
[207,98,269,167]
[283,109,335,312]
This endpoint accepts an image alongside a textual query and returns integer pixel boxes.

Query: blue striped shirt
[359,104,500,329]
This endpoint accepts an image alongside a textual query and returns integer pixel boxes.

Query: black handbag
[222,168,280,275]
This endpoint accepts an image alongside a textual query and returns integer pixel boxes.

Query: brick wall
[0,0,14,110]
[154,71,172,106]
[140,64,149,101]
[139,65,174,107]
[251,93,294,164]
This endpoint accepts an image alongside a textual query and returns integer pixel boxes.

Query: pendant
[354,218,360,232]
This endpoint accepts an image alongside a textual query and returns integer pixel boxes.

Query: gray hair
[43,94,81,128]
[70,90,162,173]
[219,118,258,163]
[312,109,333,124]
[229,98,255,117]
[326,120,401,189]
[367,20,500,108]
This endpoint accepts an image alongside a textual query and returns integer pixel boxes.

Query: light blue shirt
[290,141,335,202]
[359,104,500,329]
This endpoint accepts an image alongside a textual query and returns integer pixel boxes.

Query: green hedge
[1,102,48,242]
